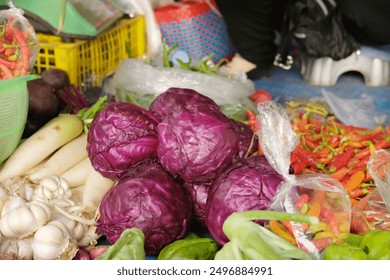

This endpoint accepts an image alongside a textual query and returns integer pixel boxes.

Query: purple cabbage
[87,102,160,179]
[205,155,284,245]
[183,181,213,231]
[96,162,191,255]
[149,87,221,121]
[232,120,258,159]
[151,88,239,183]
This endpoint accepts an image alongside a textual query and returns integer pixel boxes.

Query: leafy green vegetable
[158,237,219,260]
[98,228,145,260]
[76,95,108,132]
[322,243,368,260]
[116,89,155,109]
[359,230,390,260]
[214,210,318,260]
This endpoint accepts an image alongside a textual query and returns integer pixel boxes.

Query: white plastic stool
[299,45,390,87]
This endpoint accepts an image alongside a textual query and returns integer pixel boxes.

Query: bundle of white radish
[0,112,115,259]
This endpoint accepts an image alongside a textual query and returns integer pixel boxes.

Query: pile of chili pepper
[0,15,32,79]
[290,112,390,205]
[246,108,390,206]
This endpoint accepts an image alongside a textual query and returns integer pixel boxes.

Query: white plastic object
[322,88,387,129]
[111,59,255,105]
[299,46,390,87]
[116,0,162,57]
[367,149,390,212]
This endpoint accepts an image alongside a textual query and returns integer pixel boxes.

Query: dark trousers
[215,0,289,69]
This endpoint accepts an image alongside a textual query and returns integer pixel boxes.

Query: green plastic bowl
[0,75,40,165]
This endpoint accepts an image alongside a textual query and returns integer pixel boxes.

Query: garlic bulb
[32,176,72,203]
[0,195,52,239]
[0,238,33,260]
[0,187,9,216]
[32,221,78,260]
[78,224,100,247]
[51,212,88,242]
[1,177,34,201]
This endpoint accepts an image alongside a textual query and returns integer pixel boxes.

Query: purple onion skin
[87,102,160,179]
[205,155,284,245]
[96,163,191,255]
[72,247,91,260]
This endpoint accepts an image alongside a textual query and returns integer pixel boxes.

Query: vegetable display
[1,72,390,261]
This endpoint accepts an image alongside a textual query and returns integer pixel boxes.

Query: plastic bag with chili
[255,101,351,259]
[0,5,39,80]
[351,149,390,235]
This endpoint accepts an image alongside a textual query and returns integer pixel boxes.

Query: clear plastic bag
[110,58,256,120]
[351,149,390,234]
[255,101,351,258]
[0,3,40,79]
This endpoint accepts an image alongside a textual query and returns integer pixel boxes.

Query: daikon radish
[70,185,85,205]
[0,114,84,183]
[60,157,93,188]
[83,169,115,214]
[27,133,88,183]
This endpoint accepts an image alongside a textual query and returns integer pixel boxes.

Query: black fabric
[215,0,289,70]
[337,0,390,45]
[276,0,359,67]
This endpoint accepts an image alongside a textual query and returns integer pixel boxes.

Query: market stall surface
[254,67,390,126]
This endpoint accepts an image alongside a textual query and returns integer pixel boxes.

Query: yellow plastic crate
[35,16,146,92]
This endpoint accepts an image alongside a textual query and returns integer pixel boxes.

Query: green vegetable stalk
[98,228,145,260]
[215,210,319,260]
[77,95,108,133]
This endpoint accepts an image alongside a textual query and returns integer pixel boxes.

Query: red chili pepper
[354,139,390,159]
[320,207,340,237]
[291,161,307,174]
[293,145,319,167]
[246,109,258,132]
[328,134,341,148]
[329,166,349,181]
[0,63,13,79]
[312,237,333,251]
[349,186,375,199]
[12,27,30,74]
[294,193,309,209]
[328,149,354,173]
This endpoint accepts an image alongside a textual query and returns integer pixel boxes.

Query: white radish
[59,157,93,188]
[82,169,115,214]
[69,185,85,205]
[0,114,84,183]
[27,133,88,183]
